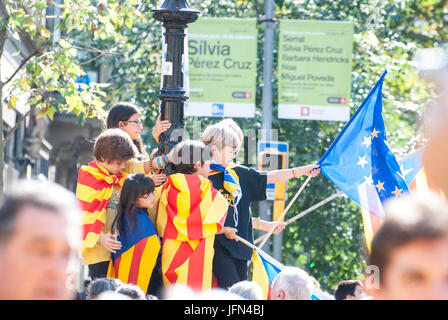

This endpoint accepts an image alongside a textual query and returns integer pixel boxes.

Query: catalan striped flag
[155,173,228,291]
[107,209,161,293]
[252,247,326,300]
[252,248,282,300]
[76,161,125,261]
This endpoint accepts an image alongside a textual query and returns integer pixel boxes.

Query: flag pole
[285,190,343,225]
[236,235,258,250]
[254,190,343,245]
[258,175,313,249]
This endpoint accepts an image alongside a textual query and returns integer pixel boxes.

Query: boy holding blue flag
[201,119,320,289]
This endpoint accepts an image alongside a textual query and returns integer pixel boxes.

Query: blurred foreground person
[415,47,448,194]
[0,180,81,300]
[367,193,448,300]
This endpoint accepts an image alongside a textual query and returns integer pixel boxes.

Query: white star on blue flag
[317,70,409,218]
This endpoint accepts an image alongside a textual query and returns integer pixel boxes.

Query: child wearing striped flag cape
[154,140,238,291]
[107,173,162,296]
[76,129,138,280]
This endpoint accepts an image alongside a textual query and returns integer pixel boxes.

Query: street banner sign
[278,20,354,121]
[185,18,257,118]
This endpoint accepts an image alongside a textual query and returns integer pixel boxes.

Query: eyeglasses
[125,119,143,126]
[139,193,154,200]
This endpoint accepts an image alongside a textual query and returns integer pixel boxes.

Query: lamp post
[152,0,199,173]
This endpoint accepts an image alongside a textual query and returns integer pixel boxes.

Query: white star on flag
[363,175,374,186]
[362,136,372,148]
[357,155,368,168]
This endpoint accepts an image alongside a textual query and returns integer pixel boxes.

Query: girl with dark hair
[108,173,163,297]
[106,102,150,160]
[106,102,172,186]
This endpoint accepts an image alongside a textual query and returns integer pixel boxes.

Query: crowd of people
[0,100,448,300]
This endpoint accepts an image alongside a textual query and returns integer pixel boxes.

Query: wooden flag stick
[254,190,343,245]
[258,175,313,249]
[285,190,343,225]
[235,235,258,250]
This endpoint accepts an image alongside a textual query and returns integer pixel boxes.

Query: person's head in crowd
[217,118,244,145]
[228,280,263,300]
[0,180,81,300]
[271,267,314,300]
[94,128,137,175]
[115,283,147,300]
[112,173,155,236]
[334,280,365,300]
[106,102,149,160]
[87,278,123,300]
[201,119,242,167]
[367,193,448,300]
[171,140,213,177]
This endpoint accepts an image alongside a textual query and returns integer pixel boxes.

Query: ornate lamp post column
[152,1,199,172]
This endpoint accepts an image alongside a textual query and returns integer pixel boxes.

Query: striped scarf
[155,173,228,291]
[76,161,125,260]
[209,162,242,227]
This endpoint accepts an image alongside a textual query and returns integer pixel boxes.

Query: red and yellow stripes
[76,161,124,260]
[155,173,228,291]
[409,168,445,198]
[361,208,383,253]
[252,249,272,300]
[107,235,160,293]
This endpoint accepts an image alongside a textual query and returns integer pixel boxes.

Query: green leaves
[1,0,142,136]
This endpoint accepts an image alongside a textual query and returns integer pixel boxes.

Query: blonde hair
[201,119,243,151]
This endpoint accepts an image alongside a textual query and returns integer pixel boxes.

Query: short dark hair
[93,128,137,162]
[0,179,80,247]
[171,140,212,174]
[88,278,122,299]
[334,280,362,300]
[115,284,146,300]
[368,193,448,285]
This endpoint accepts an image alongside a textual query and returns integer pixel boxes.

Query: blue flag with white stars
[317,70,409,218]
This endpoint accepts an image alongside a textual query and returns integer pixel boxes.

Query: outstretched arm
[266,164,320,184]
[252,218,285,234]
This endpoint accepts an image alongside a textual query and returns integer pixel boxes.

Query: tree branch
[3,50,41,87]
[3,93,47,144]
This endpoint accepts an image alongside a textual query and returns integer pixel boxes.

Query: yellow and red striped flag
[76,161,125,261]
[107,209,160,293]
[155,173,228,291]
[252,247,327,300]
